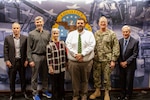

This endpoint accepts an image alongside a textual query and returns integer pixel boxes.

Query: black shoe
[117,95,124,100]
[9,96,13,100]
[117,96,121,100]
[123,96,130,100]
[23,93,29,99]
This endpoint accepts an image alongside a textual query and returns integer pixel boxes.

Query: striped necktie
[78,34,82,53]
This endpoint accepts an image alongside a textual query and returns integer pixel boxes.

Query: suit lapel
[120,38,124,56]
[20,35,23,48]
[10,35,15,47]
[10,35,16,54]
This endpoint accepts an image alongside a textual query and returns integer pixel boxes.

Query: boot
[104,90,110,100]
[89,88,101,99]
[72,96,79,100]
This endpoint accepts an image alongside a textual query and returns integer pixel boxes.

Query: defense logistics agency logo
[53,9,92,40]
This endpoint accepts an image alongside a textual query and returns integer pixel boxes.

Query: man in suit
[118,25,139,100]
[4,22,29,100]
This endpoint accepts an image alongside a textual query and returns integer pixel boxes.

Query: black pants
[50,72,65,100]
[8,59,26,96]
[119,67,135,97]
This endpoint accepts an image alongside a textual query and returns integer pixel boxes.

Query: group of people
[4,15,139,100]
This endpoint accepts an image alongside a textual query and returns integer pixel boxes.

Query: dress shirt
[13,34,21,58]
[66,29,95,57]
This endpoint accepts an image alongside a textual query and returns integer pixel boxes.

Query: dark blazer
[4,34,27,67]
[119,36,139,70]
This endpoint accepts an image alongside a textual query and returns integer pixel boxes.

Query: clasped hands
[75,53,83,62]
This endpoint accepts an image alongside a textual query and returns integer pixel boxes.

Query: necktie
[78,34,82,53]
[123,40,127,56]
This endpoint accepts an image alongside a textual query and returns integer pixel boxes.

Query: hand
[75,54,83,62]
[5,61,12,68]
[29,61,35,67]
[110,61,115,69]
[120,61,127,68]
[24,61,28,67]
[49,66,54,74]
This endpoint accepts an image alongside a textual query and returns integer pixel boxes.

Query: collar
[124,36,130,42]
[13,34,20,39]
[36,28,43,33]
[77,29,85,35]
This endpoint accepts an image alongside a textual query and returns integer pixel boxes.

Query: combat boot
[104,90,110,100]
[89,88,101,99]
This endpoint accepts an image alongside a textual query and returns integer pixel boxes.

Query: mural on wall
[0,0,150,91]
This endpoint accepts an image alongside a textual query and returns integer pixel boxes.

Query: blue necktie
[123,40,127,56]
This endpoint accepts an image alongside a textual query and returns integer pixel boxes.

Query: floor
[0,90,149,100]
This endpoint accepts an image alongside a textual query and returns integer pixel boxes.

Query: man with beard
[66,18,96,100]
[27,16,52,100]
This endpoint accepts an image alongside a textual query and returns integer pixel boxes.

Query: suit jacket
[4,34,27,67]
[119,36,139,70]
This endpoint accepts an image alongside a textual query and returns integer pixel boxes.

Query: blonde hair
[51,28,60,41]
[99,16,108,23]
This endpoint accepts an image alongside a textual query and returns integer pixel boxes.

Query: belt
[32,53,46,56]
[15,58,21,62]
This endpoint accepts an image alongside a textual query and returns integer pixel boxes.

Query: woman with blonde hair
[46,28,67,100]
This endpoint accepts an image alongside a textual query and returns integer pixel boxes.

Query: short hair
[51,28,60,33]
[99,16,108,23]
[76,17,86,23]
[34,16,44,22]
[51,28,60,41]
[122,25,131,32]
[12,22,20,28]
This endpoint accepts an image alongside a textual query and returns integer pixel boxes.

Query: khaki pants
[68,60,93,97]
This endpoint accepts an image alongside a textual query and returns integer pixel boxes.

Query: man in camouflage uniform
[89,16,120,100]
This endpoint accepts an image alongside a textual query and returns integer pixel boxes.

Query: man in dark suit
[118,25,139,100]
[4,22,29,100]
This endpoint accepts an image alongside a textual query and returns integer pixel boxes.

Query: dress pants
[68,60,93,98]
[9,58,26,96]
[50,72,65,100]
[120,67,135,97]
[31,54,48,95]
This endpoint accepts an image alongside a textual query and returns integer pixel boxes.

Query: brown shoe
[72,96,79,100]
[89,88,101,99]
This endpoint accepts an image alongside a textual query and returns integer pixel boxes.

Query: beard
[77,26,84,32]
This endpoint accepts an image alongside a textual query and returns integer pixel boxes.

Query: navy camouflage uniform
[93,29,120,90]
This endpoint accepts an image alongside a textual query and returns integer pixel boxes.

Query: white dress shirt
[66,29,96,61]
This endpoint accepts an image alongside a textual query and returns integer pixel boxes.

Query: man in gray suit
[118,25,139,100]
[4,22,29,100]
